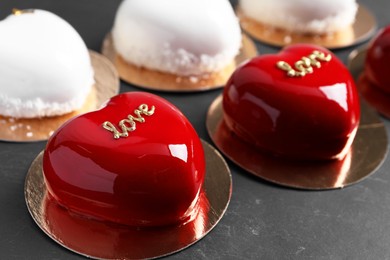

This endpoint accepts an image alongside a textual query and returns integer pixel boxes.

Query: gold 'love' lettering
[276,50,332,77]
[102,104,155,139]
[12,8,35,15]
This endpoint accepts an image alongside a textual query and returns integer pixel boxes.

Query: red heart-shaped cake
[365,25,390,94]
[43,92,205,227]
[222,44,360,160]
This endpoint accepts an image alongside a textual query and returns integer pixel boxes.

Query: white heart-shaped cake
[112,0,241,76]
[239,0,358,34]
[0,9,94,118]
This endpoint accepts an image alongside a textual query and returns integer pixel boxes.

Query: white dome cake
[0,9,94,118]
[112,0,241,77]
[239,0,358,34]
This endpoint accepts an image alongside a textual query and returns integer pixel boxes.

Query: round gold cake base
[0,51,119,142]
[349,48,390,118]
[237,5,377,49]
[101,33,257,92]
[206,95,387,190]
[25,140,232,259]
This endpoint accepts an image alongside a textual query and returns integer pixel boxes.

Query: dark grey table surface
[1,0,390,259]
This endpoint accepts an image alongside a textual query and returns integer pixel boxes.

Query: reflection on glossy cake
[0,9,94,118]
[222,44,360,160]
[43,92,205,227]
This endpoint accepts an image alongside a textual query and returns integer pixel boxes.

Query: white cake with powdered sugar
[0,9,94,118]
[112,0,242,77]
[239,0,358,34]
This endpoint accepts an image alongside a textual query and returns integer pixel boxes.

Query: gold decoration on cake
[12,8,35,15]
[103,104,155,139]
[277,50,332,77]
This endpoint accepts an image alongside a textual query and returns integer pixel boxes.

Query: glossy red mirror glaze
[43,92,205,227]
[365,25,390,93]
[223,44,360,160]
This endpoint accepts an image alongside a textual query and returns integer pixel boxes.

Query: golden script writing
[12,8,35,15]
[276,50,332,77]
[102,104,155,139]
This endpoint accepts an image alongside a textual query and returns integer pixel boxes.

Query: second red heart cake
[364,25,390,94]
[43,92,205,227]
[223,44,360,160]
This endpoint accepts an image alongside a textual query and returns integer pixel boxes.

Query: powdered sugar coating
[112,0,241,76]
[240,0,358,34]
[0,10,94,118]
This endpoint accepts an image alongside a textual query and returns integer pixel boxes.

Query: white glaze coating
[0,10,94,118]
[240,0,358,34]
[112,0,241,76]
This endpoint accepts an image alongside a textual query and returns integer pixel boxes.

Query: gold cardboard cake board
[206,95,387,190]
[237,5,377,49]
[349,48,390,118]
[0,51,120,142]
[102,33,257,92]
[25,140,232,259]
